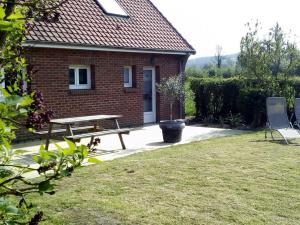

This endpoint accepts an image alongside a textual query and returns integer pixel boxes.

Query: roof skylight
[96,0,128,17]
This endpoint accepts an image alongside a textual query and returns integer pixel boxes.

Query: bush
[237,88,268,127]
[184,82,196,116]
[190,77,240,121]
[190,77,300,127]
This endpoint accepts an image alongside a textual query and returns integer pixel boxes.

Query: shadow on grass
[13,148,121,166]
[251,138,300,146]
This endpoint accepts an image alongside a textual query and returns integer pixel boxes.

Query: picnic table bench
[37,115,131,150]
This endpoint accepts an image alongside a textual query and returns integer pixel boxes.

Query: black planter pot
[159,120,185,143]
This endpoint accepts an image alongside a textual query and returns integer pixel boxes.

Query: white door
[143,67,156,123]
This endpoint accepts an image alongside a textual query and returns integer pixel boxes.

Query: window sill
[123,88,138,93]
[68,89,96,96]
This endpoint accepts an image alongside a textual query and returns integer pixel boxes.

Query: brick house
[24,0,195,127]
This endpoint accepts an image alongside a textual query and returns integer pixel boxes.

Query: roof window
[96,0,128,17]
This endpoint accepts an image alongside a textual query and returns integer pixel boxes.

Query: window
[69,66,91,90]
[123,66,132,88]
[96,0,128,17]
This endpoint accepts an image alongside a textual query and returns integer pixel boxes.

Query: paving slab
[13,124,243,162]
[11,125,245,178]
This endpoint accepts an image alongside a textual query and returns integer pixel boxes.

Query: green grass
[29,132,300,225]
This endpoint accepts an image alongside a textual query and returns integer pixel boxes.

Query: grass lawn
[29,132,300,225]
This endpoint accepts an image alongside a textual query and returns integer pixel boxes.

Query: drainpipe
[179,54,191,119]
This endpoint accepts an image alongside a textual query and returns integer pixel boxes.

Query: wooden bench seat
[34,126,96,135]
[66,128,132,149]
[66,128,131,140]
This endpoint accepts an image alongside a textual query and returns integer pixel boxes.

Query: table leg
[89,123,98,147]
[66,124,74,136]
[118,133,126,150]
[45,123,53,150]
[114,119,126,150]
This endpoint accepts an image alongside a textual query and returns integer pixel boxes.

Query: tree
[238,21,271,86]
[156,76,183,120]
[238,21,300,84]
[0,1,97,224]
[237,22,300,125]
[215,45,223,69]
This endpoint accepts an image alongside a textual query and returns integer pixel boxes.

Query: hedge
[190,77,300,127]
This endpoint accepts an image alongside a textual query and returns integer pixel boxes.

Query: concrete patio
[12,124,244,167]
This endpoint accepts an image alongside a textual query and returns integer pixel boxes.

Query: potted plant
[156,75,185,143]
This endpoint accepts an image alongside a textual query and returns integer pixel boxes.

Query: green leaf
[32,155,43,164]
[6,205,19,215]
[61,169,71,177]
[88,158,102,164]
[18,95,33,107]
[18,108,28,115]
[38,180,54,193]
[65,139,76,151]
[78,145,88,158]
[63,147,74,156]
[0,8,5,19]
[47,151,58,160]
[40,145,45,151]
[13,149,27,155]
[2,137,11,150]
[1,88,10,97]
[54,143,64,155]
[0,20,14,31]
[7,12,25,20]
[0,167,14,179]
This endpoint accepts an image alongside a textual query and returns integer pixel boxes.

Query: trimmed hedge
[190,77,300,127]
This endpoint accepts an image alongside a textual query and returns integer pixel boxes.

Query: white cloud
[151,0,300,57]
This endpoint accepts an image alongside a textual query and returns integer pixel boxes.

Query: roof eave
[23,41,196,55]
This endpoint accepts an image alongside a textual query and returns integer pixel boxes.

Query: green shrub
[184,82,196,116]
[224,112,244,128]
[190,77,240,120]
[237,88,269,127]
[190,77,298,127]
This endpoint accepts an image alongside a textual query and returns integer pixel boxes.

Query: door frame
[143,67,156,124]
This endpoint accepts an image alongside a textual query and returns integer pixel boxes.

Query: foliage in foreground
[0,1,96,224]
[0,140,88,224]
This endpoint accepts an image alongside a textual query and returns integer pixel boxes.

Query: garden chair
[265,97,300,144]
[293,98,300,129]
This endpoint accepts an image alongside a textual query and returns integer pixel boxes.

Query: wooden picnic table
[44,115,130,150]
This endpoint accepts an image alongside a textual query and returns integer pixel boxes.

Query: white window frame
[123,66,132,88]
[69,65,91,90]
[96,0,128,17]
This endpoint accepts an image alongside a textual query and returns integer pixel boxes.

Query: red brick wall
[26,48,184,127]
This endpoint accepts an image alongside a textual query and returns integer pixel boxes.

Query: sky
[151,0,300,58]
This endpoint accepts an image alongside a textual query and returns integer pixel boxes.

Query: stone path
[12,124,245,178]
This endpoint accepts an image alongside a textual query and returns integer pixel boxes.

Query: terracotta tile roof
[26,0,195,54]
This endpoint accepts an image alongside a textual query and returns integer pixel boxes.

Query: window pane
[96,0,128,16]
[143,70,153,112]
[124,68,130,83]
[79,69,88,84]
[69,69,75,85]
